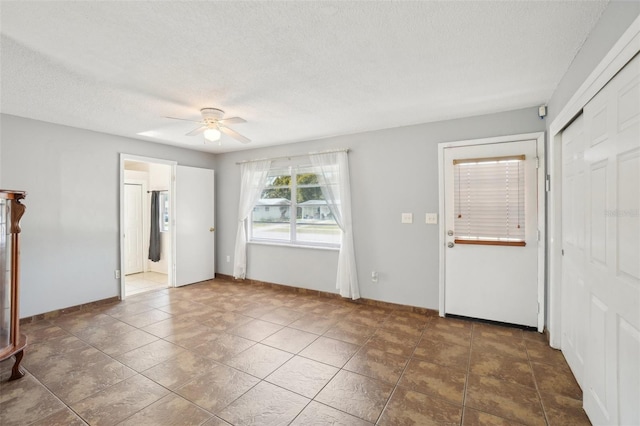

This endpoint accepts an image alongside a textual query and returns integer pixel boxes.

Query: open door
[175,165,215,287]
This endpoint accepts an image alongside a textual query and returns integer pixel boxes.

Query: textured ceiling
[1,1,608,153]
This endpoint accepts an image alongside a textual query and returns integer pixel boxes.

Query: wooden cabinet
[0,190,27,381]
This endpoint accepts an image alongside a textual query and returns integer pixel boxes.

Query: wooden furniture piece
[0,190,27,381]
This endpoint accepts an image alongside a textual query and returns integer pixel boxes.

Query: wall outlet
[401,213,413,224]
[226,255,231,263]
[114,270,121,279]
[371,271,378,283]
[425,213,438,224]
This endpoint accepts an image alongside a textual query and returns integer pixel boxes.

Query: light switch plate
[425,213,438,224]
[401,213,413,224]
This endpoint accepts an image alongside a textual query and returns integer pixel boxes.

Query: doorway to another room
[122,158,173,297]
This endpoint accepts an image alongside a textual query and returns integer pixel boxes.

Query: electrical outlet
[425,213,438,224]
[226,255,231,263]
[114,270,121,279]
[371,271,378,283]
[401,213,413,224]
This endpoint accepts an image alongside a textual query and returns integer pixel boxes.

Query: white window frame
[248,164,340,249]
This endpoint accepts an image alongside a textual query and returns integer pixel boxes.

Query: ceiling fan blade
[186,125,207,136]
[219,126,251,143]
[165,116,203,124]
[217,117,246,125]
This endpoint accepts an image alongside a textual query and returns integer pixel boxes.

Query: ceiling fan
[166,108,250,144]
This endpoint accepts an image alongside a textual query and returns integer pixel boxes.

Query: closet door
[561,115,587,387]
[581,53,639,426]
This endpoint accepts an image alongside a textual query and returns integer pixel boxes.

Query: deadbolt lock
[447,230,454,236]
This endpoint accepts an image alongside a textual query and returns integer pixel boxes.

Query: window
[250,165,340,247]
[160,192,170,232]
[453,155,525,246]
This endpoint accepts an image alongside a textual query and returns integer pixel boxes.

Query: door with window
[442,138,540,327]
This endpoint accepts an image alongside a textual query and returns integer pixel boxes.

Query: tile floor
[125,271,168,296]
[0,278,590,425]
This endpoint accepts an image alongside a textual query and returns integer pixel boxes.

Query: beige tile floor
[125,271,168,296]
[0,278,590,425]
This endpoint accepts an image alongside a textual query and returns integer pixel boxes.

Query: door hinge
[545,174,551,192]
[537,229,541,241]
[537,302,540,313]
[561,249,565,256]
[536,157,540,169]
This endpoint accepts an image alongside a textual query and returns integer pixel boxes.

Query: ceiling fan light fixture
[204,128,221,142]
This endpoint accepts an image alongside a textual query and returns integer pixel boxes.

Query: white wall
[215,107,545,310]
[0,114,216,317]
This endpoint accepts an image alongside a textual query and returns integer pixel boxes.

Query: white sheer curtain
[310,151,360,299]
[233,160,271,279]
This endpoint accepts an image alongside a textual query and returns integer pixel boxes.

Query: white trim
[119,153,177,299]
[437,132,546,331]
[547,15,640,349]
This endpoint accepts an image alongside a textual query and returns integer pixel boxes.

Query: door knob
[447,242,454,248]
[447,230,454,236]
[209,227,215,232]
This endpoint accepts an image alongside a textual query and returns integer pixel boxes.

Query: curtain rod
[235,148,350,165]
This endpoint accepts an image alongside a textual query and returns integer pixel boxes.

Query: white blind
[454,155,525,243]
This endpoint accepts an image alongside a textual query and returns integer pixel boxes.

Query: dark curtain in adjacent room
[149,190,161,262]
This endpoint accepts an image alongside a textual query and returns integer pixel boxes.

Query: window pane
[160,192,170,232]
[252,184,291,241]
[454,157,525,242]
[297,183,340,245]
[297,168,341,246]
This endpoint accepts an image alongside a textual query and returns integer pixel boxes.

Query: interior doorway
[121,156,175,297]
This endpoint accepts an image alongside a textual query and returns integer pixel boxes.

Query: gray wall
[4,1,635,318]
[547,1,640,122]
[1,114,216,317]
[215,107,545,310]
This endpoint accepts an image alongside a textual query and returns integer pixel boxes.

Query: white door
[124,183,144,275]
[175,165,215,287]
[560,114,588,387]
[580,53,639,426]
[443,139,539,327]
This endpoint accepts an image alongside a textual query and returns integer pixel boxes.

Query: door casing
[438,132,546,331]
[119,154,177,299]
